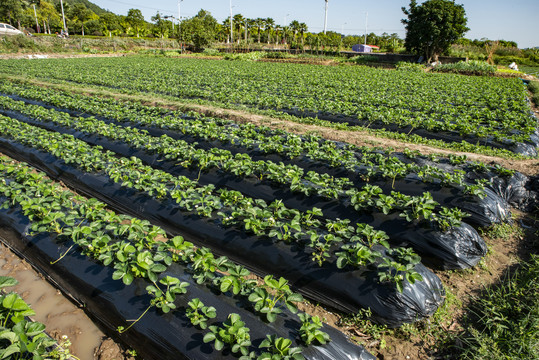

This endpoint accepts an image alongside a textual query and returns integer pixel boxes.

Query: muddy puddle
[0,241,110,360]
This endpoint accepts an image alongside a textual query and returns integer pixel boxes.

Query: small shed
[352,44,372,53]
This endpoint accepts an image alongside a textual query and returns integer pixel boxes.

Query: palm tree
[245,18,256,43]
[289,20,300,43]
[222,18,231,43]
[274,24,282,45]
[254,17,264,43]
[233,13,244,44]
[297,22,308,49]
[264,17,275,44]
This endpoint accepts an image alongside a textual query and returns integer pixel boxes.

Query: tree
[232,14,245,44]
[264,18,275,44]
[297,22,308,48]
[100,12,121,37]
[151,11,168,38]
[245,18,255,43]
[69,3,95,36]
[180,10,219,51]
[0,0,25,27]
[402,0,469,63]
[126,8,144,37]
[38,1,62,34]
[253,17,264,43]
[221,17,232,43]
[86,19,104,35]
[289,20,300,44]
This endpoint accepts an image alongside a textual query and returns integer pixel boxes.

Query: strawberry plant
[336,243,382,269]
[191,248,229,284]
[377,258,424,293]
[432,207,471,231]
[146,275,190,313]
[308,233,342,266]
[298,313,331,346]
[215,264,257,296]
[248,276,303,323]
[0,276,57,360]
[186,298,217,329]
[258,335,303,360]
[203,313,252,357]
[353,224,390,249]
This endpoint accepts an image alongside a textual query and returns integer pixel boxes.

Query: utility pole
[364,12,368,45]
[178,0,182,31]
[33,4,40,33]
[229,0,234,44]
[284,14,289,45]
[60,0,67,32]
[177,0,182,33]
[323,0,328,34]
[178,0,183,53]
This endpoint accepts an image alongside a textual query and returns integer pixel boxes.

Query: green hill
[50,0,110,16]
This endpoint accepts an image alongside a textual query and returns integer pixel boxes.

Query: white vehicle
[0,23,24,36]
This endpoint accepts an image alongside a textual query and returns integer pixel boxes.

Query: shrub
[263,51,291,59]
[346,55,378,64]
[495,68,524,77]
[0,34,38,52]
[202,48,220,56]
[494,55,539,67]
[432,60,496,76]
[395,61,426,72]
[457,255,539,360]
[223,51,265,61]
[528,80,539,95]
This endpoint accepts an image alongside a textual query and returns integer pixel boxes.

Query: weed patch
[455,255,539,359]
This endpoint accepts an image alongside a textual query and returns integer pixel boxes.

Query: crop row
[0,115,428,294]
[0,80,497,194]
[0,156,373,359]
[0,57,534,146]
[1,80,516,227]
[0,80,514,231]
[0,94,493,270]
[0,95,470,232]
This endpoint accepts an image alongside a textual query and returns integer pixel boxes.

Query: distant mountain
[50,0,110,16]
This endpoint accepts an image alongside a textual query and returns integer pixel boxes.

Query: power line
[94,0,405,35]
[311,26,405,33]
[100,0,177,15]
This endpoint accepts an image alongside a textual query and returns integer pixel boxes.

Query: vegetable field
[0,57,537,360]
[0,57,537,156]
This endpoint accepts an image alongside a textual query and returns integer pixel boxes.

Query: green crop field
[0,56,536,360]
[0,56,536,157]
[521,66,539,77]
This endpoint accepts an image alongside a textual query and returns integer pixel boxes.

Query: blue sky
[90,0,539,48]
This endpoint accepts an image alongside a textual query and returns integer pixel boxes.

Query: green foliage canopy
[180,10,220,51]
[126,8,144,37]
[402,0,469,62]
[0,0,26,26]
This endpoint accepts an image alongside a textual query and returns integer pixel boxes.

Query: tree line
[0,0,404,52]
[1,0,529,61]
